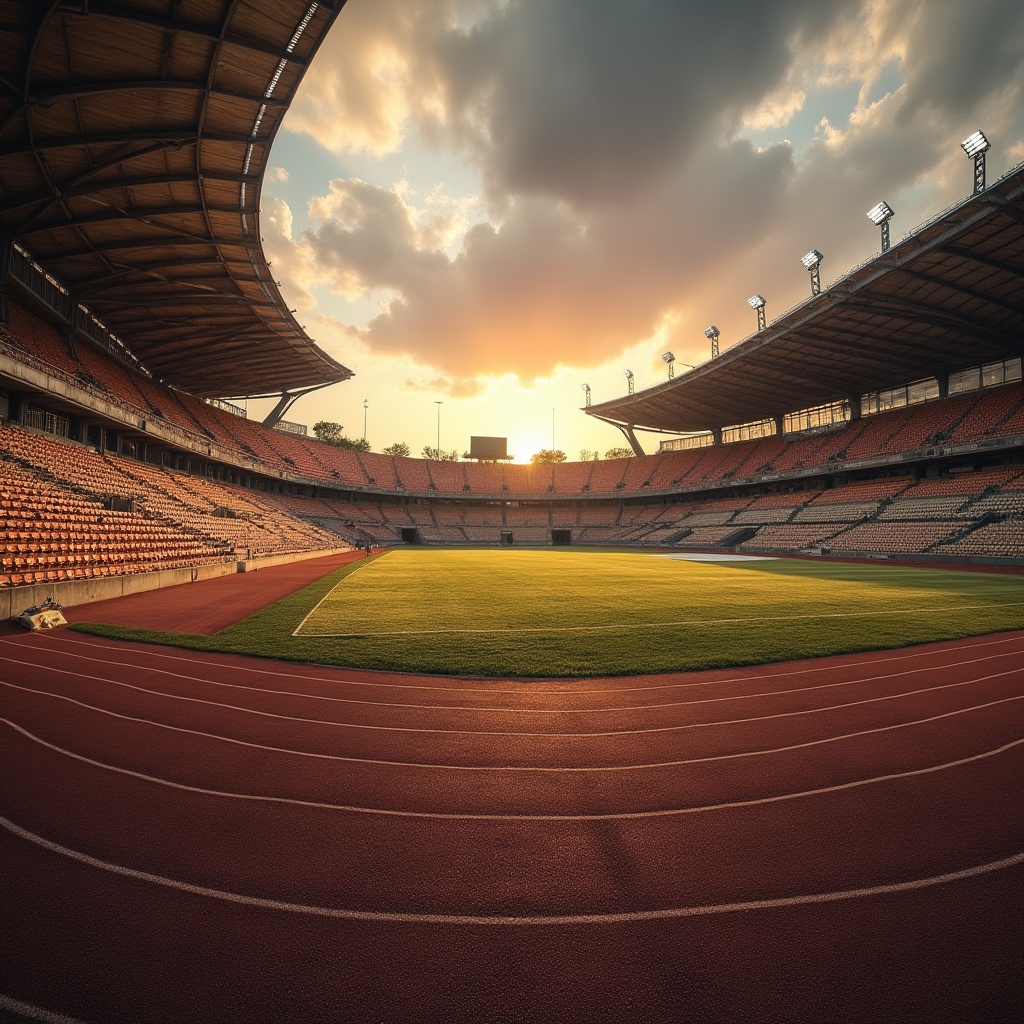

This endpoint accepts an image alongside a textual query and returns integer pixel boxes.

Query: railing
[273,419,308,436]
[208,397,246,418]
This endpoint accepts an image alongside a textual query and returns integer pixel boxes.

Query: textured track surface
[62,550,366,634]
[1,623,1022,1023]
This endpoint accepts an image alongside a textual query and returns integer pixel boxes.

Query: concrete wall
[0,546,351,620]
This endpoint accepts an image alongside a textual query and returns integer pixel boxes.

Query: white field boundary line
[3,715,1021,822]
[2,811,1021,925]
[1,654,1022,739]
[2,680,1021,773]
[294,599,1024,637]
[32,629,1024,696]
[9,640,1024,717]
[291,555,376,637]
[0,994,87,1024]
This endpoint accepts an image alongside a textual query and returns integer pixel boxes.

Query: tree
[605,446,635,459]
[579,449,600,461]
[530,449,567,465]
[312,421,370,451]
[312,420,345,445]
[337,436,371,452]
[421,446,460,461]
[382,441,410,458]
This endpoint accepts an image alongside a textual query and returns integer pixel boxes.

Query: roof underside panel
[0,0,353,398]
[588,167,1024,433]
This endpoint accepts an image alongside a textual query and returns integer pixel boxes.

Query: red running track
[1,625,1022,1023]
[61,549,369,634]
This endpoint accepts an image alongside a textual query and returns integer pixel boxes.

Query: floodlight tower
[747,294,767,332]
[581,383,591,407]
[624,369,635,395]
[662,351,676,379]
[867,201,895,252]
[705,325,720,359]
[800,249,824,295]
[961,130,991,195]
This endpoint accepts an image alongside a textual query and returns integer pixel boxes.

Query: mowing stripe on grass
[295,600,1024,638]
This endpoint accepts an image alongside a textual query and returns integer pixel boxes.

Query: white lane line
[37,630,1024,696]
[14,642,1024,716]
[0,994,87,1024]
[3,716,1021,821]
[3,679,1021,773]
[295,600,1024,637]
[1,651,1021,738]
[3,812,1021,925]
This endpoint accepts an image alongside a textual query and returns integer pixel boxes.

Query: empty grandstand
[1,5,1023,609]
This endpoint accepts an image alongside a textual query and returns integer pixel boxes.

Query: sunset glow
[255,0,1024,461]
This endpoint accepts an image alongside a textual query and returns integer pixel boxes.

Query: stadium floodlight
[704,325,720,358]
[581,383,591,407]
[961,129,991,194]
[866,201,895,225]
[747,294,767,332]
[624,369,635,395]
[961,130,990,159]
[800,249,824,295]
[867,200,895,251]
[661,351,676,379]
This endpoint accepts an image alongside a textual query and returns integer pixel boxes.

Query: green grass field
[73,547,1024,677]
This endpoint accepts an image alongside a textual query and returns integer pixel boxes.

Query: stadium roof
[587,163,1024,435]
[0,0,352,399]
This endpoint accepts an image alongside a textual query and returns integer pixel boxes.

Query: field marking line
[0,994,87,1024]
[2,678,1021,773]
[11,639,1024,717]
[34,629,1024,696]
[4,715,1021,822]
[289,555,379,637]
[2,650,1022,738]
[2,810,1021,925]
[295,600,1024,637]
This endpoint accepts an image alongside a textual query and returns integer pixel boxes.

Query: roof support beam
[937,245,1024,279]
[794,321,943,375]
[261,382,335,428]
[895,267,1024,318]
[6,165,256,225]
[847,294,1022,353]
[98,295,274,313]
[57,3,312,65]
[20,203,253,237]
[29,80,289,109]
[0,130,198,158]
[52,236,233,260]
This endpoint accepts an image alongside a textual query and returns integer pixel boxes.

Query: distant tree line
[579,447,634,460]
[311,422,634,462]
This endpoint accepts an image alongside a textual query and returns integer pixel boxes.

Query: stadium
[1,2,1022,1023]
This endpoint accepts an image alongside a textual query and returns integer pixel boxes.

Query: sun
[508,429,553,463]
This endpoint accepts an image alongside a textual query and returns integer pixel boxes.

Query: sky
[252,0,1024,462]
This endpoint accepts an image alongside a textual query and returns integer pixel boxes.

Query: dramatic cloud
[274,0,1024,390]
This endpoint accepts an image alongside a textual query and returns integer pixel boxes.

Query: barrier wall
[0,545,351,620]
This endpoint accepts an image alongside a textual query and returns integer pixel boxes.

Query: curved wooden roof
[0,0,352,397]
[588,163,1024,434]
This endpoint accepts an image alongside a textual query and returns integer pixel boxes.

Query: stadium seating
[3,299,1024,576]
